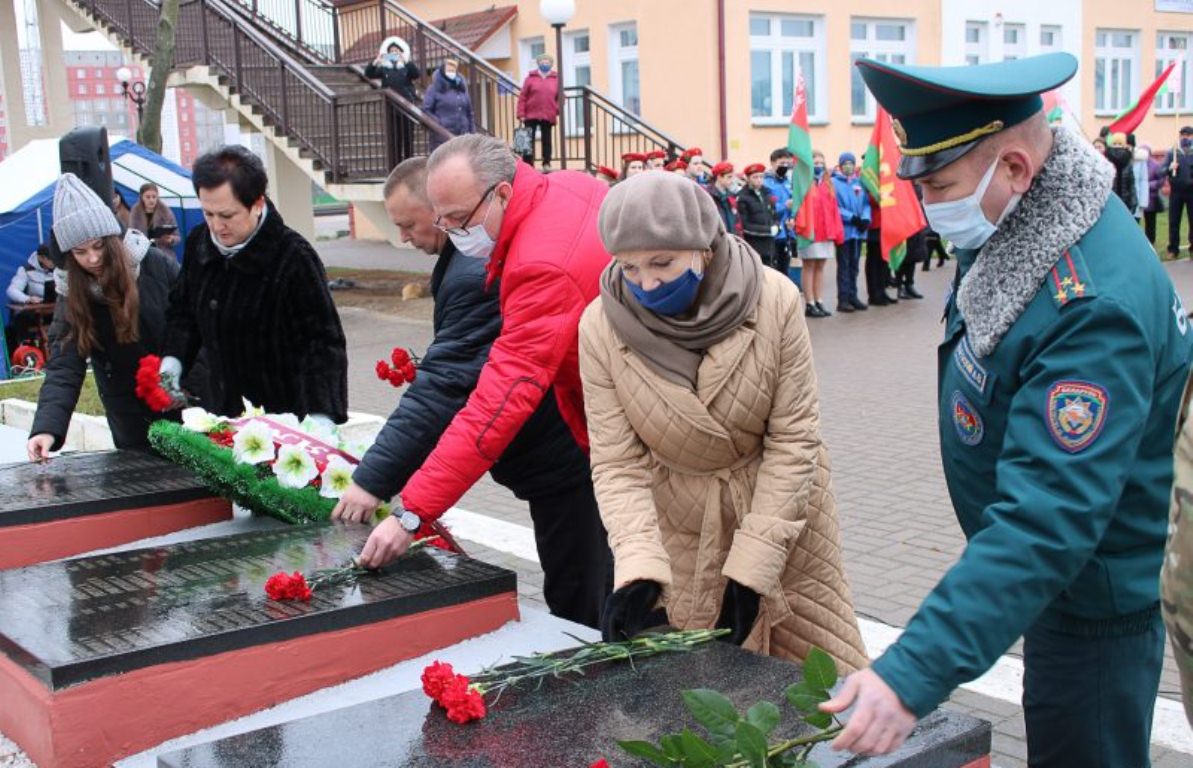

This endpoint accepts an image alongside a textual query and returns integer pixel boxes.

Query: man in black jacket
[332,157,611,629]
[736,162,777,270]
[1166,125,1193,258]
[161,145,348,423]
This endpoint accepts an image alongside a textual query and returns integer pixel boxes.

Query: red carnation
[440,675,486,724]
[421,660,456,700]
[391,348,411,368]
[134,355,176,412]
[264,571,312,601]
[375,360,390,381]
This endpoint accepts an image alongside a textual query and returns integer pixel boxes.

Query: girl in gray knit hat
[26,173,184,460]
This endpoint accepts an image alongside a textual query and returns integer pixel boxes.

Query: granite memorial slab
[158,640,991,768]
[0,523,519,768]
[0,450,233,569]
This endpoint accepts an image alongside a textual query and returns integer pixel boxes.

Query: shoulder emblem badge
[1047,380,1109,453]
[951,391,984,446]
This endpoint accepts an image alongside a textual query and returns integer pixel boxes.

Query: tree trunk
[138,0,180,153]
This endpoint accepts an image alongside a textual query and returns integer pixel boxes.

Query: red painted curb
[0,498,233,570]
[0,591,519,767]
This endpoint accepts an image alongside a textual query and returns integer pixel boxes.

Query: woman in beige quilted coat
[579,172,868,673]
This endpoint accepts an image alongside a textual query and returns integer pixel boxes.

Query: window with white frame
[749,12,825,124]
[96,83,106,95]
[1156,32,1190,114]
[76,68,85,78]
[1002,23,1026,60]
[1040,25,1062,52]
[564,29,591,135]
[518,37,546,80]
[850,18,915,122]
[965,21,988,66]
[1095,29,1139,114]
[609,22,640,116]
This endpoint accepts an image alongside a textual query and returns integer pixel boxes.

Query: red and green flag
[787,71,815,242]
[1108,60,1177,135]
[860,108,926,272]
[1042,88,1066,124]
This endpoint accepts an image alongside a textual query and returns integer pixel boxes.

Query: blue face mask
[814,166,825,181]
[538,63,552,74]
[1182,138,1192,150]
[625,256,704,316]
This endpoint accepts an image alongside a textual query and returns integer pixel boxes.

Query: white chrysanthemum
[181,407,222,433]
[301,416,340,445]
[271,413,301,430]
[232,420,278,465]
[273,444,318,488]
[241,398,265,417]
[318,455,356,499]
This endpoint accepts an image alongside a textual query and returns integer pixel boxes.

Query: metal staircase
[63,0,684,184]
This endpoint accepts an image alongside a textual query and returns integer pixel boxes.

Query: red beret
[621,152,647,163]
[645,149,666,160]
[674,160,688,170]
[711,161,734,177]
[743,163,766,176]
[681,147,704,161]
[596,166,620,180]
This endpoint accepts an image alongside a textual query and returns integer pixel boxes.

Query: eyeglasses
[434,183,498,237]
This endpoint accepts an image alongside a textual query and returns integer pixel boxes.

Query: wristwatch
[398,510,422,534]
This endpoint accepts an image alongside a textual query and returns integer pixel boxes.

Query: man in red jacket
[355,134,612,569]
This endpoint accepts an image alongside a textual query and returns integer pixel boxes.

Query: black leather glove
[851,215,864,229]
[716,580,761,645]
[600,580,662,642]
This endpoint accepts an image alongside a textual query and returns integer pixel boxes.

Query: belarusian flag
[787,71,815,244]
[860,108,926,272]
[1042,89,1066,124]
[1108,60,1177,135]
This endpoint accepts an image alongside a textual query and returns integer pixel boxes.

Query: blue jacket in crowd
[423,68,475,150]
[831,169,871,241]
[761,170,793,242]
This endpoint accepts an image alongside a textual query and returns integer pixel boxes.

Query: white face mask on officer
[923,154,1022,251]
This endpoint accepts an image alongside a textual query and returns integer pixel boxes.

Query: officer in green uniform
[1163,380,1193,727]
[821,53,1193,767]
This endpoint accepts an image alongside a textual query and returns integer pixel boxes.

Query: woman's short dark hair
[138,182,159,196]
[192,145,268,208]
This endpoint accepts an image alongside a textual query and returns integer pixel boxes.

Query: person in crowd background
[736,163,775,269]
[365,37,420,102]
[707,162,738,235]
[646,150,667,170]
[28,174,181,457]
[161,145,347,423]
[1166,125,1193,258]
[831,152,870,313]
[762,148,797,285]
[112,192,131,227]
[1143,146,1167,247]
[1106,132,1138,216]
[516,53,559,171]
[424,59,474,151]
[682,147,709,184]
[796,149,842,318]
[621,152,647,180]
[596,166,620,186]
[332,157,610,629]
[864,189,897,307]
[5,244,57,358]
[128,182,179,257]
[579,171,869,674]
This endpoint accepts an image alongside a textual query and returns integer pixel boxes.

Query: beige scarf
[599,231,763,388]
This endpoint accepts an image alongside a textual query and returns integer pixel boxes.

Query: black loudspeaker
[49,126,116,266]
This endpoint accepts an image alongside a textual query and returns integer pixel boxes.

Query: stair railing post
[279,59,290,131]
[124,0,134,42]
[378,0,386,41]
[232,24,243,90]
[198,0,210,62]
[330,97,341,183]
[332,8,341,62]
[582,88,592,171]
[293,0,303,47]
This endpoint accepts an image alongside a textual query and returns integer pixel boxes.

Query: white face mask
[923,155,1022,251]
[448,195,499,260]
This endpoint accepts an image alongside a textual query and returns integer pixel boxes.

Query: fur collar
[956,128,1113,358]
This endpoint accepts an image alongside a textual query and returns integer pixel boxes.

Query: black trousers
[527,482,612,630]
[1143,209,1159,245]
[521,119,554,166]
[864,234,889,300]
[1169,188,1193,254]
[745,234,775,269]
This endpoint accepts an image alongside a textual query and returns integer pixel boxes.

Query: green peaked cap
[855,52,1078,179]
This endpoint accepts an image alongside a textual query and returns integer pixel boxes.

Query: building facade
[401,0,1193,167]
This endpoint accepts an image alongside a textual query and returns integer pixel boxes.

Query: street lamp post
[115,66,147,137]
[539,0,574,170]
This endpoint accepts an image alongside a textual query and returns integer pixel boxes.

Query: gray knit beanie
[52,173,122,252]
[598,171,723,255]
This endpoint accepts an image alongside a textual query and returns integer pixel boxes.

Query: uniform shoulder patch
[951,391,984,446]
[1047,380,1109,453]
[1048,249,1097,309]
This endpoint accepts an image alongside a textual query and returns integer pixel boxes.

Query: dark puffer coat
[162,202,348,422]
[423,67,475,150]
[352,242,589,503]
[31,247,179,450]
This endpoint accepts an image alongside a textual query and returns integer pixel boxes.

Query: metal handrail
[565,85,686,152]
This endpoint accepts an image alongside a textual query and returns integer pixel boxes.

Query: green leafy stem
[618,647,843,768]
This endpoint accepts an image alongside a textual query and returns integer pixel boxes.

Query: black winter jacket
[364,59,421,102]
[735,186,775,237]
[163,202,348,422]
[32,248,179,451]
[1166,146,1193,194]
[351,243,590,503]
[1106,146,1138,213]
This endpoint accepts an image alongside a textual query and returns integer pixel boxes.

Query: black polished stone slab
[0,450,218,526]
[158,641,990,768]
[0,524,516,690]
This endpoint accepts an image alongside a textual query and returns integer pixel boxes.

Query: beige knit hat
[598,171,723,255]
[52,173,122,252]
